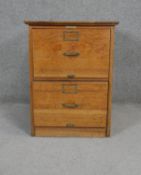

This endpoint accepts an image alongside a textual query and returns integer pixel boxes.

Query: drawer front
[33,81,108,110]
[32,27,110,79]
[33,81,108,127]
[34,110,107,128]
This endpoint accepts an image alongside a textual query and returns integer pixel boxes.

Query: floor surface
[0,103,141,175]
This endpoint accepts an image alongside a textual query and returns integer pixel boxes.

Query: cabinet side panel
[29,27,35,135]
[106,27,115,136]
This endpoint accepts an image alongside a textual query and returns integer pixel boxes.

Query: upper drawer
[32,27,110,80]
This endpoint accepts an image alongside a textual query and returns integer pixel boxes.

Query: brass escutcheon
[66,123,75,128]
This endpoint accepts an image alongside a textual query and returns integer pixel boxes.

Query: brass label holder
[62,84,78,94]
[63,31,80,41]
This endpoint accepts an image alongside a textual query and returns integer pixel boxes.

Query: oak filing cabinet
[25,21,119,137]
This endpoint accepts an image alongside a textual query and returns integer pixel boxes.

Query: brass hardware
[62,103,79,108]
[67,74,75,79]
[65,26,77,28]
[63,31,80,41]
[66,123,75,128]
[63,52,80,57]
[62,84,78,94]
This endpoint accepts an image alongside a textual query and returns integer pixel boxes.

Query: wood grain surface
[26,21,118,137]
[32,27,110,79]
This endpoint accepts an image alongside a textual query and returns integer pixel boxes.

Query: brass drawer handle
[63,52,80,57]
[62,103,79,108]
[66,123,75,128]
[67,74,75,79]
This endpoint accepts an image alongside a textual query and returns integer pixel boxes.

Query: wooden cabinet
[25,21,118,137]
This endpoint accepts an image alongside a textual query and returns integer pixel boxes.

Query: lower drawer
[33,81,108,128]
[34,109,107,127]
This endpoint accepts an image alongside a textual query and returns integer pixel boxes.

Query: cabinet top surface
[24,21,119,26]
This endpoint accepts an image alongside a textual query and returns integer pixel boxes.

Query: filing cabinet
[25,21,118,137]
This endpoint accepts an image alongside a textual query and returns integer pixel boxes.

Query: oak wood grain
[32,27,110,79]
[33,81,108,128]
[35,127,106,137]
[33,81,108,110]
[34,109,106,127]
[29,27,35,136]
[106,27,115,136]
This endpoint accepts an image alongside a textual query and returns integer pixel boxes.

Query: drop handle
[62,103,80,108]
[63,52,80,57]
[66,123,75,128]
[67,74,75,79]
